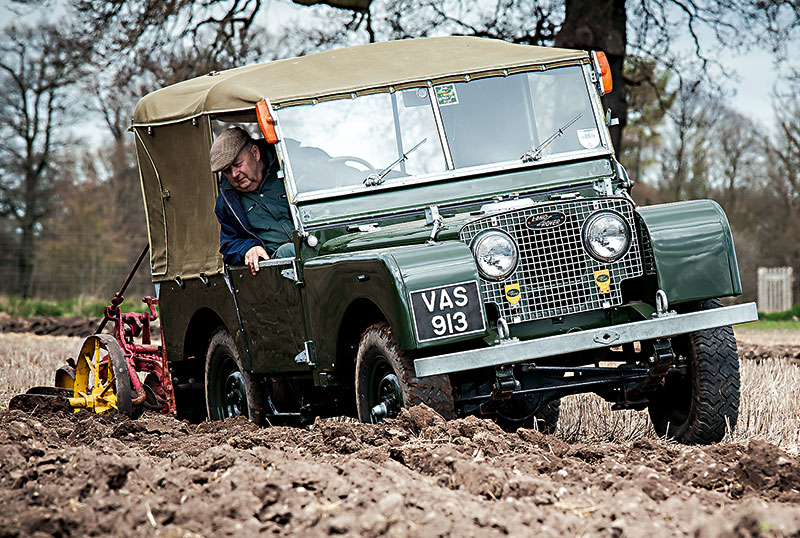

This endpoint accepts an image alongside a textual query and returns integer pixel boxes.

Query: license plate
[410,281,486,343]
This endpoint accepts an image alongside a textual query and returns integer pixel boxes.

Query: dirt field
[0,313,99,338]
[0,327,798,537]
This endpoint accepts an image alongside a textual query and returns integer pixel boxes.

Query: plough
[10,246,176,418]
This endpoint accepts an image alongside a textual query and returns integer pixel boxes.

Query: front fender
[637,200,742,305]
[303,241,486,367]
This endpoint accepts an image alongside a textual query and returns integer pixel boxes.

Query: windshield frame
[273,63,612,206]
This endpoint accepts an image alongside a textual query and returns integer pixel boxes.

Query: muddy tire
[355,323,454,423]
[531,399,561,434]
[496,398,561,434]
[648,300,740,444]
[205,329,268,425]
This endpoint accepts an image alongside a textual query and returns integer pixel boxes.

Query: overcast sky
[0,0,793,133]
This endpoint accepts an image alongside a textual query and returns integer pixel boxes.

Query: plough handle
[96,244,150,334]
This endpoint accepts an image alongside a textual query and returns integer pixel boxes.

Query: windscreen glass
[277,90,445,194]
[436,66,601,167]
[276,65,604,196]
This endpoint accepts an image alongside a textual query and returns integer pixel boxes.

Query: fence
[757,267,794,313]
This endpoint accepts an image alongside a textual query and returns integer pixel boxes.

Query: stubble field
[0,325,798,537]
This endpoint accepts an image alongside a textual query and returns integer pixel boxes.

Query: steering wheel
[328,156,376,172]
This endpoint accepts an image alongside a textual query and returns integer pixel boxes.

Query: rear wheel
[648,300,740,444]
[73,334,136,417]
[355,323,454,423]
[205,329,268,425]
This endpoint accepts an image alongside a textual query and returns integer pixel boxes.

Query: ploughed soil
[2,405,800,537]
[0,327,798,536]
[0,313,100,338]
[735,328,800,366]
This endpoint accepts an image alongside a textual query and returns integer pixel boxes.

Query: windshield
[436,66,600,167]
[277,90,446,193]
[276,65,605,196]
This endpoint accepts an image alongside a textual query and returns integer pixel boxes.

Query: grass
[738,319,800,331]
[758,303,800,322]
[0,295,151,318]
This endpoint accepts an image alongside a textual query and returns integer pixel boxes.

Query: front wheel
[355,323,454,423]
[205,329,268,424]
[496,397,561,434]
[648,300,740,444]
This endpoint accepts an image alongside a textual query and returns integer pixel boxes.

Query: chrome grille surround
[459,197,644,323]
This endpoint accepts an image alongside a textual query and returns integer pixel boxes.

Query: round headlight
[582,211,631,262]
[471,230,518,281]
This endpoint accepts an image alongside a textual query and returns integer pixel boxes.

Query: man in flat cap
[211,127,294,275]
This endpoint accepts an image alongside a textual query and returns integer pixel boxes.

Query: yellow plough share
[68,336,121,414]
[10,257,175,419]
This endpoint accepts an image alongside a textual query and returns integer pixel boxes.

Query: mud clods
[0,313,100,337]
[0,404,799,537]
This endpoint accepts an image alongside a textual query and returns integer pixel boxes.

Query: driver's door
[228,257,308,374]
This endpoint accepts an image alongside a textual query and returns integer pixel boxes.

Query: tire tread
[356,323,455,421]
[648,299,740,444]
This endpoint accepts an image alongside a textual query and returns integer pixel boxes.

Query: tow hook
[652,290,676,318]
[479,365,518,414]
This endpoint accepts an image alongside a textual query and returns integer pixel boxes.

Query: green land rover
[132,36,757,444]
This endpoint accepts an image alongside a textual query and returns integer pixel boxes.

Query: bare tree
[47,0,798,154]
[766,91,800,222]
[713,110,762,213]
[0,23,90,296]
[657,81,718,201]
[620,58,674,184]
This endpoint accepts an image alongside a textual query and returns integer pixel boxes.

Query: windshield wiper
[364,138,427,187]
[521,113,583,163]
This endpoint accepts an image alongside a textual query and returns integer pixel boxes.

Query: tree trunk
[555,0,627,153]
[17,219,36,298]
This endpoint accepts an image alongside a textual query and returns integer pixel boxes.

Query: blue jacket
[215,176,263,266]
[214,140,286,265]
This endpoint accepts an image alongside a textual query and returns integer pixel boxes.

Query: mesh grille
[459,197,643,323]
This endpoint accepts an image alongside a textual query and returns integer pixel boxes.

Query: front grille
[459,197,643,323]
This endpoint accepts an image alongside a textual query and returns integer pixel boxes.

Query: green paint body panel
[304,241,485,370]
[158,274,242,364]
[637,200,742,305]
[229,262,309,373]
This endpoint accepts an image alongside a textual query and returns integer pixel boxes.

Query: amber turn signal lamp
[256,99,279,143]
[592,51,613,95]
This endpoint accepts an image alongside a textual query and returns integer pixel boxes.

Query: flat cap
[210,127,252,173]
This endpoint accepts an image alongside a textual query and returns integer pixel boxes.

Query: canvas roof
[132,36,587,126]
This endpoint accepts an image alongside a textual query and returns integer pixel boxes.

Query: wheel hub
[222,369,247,417]
[370,369,402,422]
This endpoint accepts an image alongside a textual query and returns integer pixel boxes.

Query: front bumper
[413,302,757,377]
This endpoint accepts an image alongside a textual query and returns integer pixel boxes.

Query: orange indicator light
[256,99,279,143]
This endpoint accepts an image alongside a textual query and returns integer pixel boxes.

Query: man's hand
[244,246,269,275]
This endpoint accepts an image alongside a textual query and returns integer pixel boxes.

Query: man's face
[223,144,263,192]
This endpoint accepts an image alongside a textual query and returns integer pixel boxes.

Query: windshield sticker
[435,84,459,106]
[577,128,600,149]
